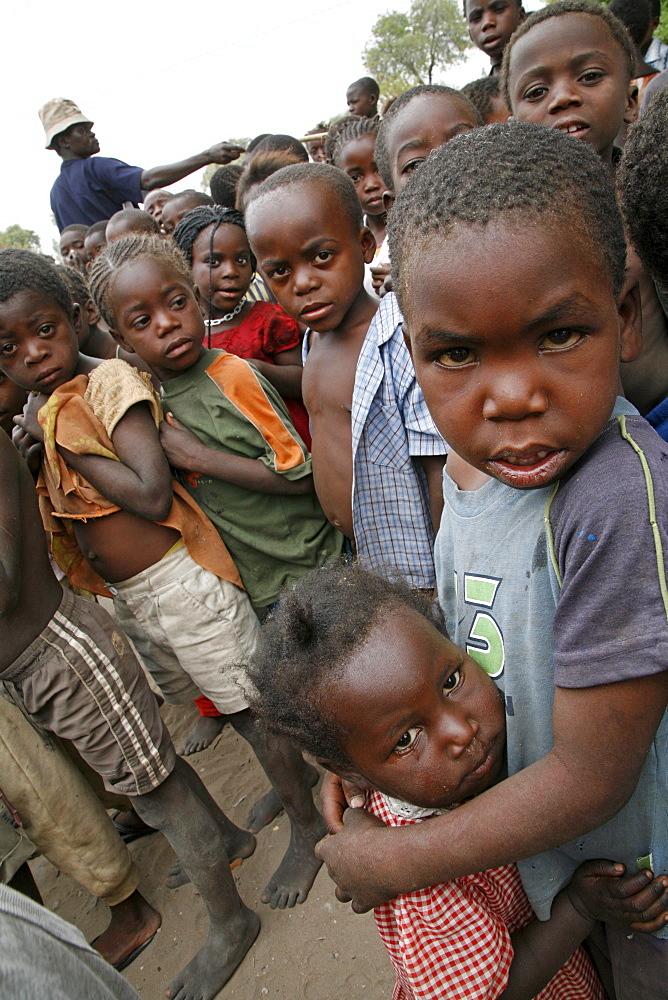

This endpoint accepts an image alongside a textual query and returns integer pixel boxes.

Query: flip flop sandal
[92,930,158,972]
[110,810,157,844]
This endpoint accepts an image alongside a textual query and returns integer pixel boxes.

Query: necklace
[205,299,245,326]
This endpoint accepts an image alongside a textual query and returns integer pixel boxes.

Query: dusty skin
[33,702,393,1000]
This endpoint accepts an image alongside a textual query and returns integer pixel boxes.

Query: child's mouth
[486,448,568,488]
[300,303,332,322]
[35,367,62,388]
[164,338,193,359]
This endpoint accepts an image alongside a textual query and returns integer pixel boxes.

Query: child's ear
[360,226,377,265]
[108,326,136,355]
[84,297,101,328]
[382,190,395,214]
[624,82,640,126]
[617,275,642,363]
[70,303,84,339]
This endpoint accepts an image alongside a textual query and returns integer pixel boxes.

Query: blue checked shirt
[303,293,448,589]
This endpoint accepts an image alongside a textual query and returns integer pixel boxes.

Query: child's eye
[314,251,334,264]
[580,69,605,84]
[540,329,583,351]
[268,265,289,279]
[436,347,475,368]
[133,315,151,329]
[237,255,250,266]
[523,85,548,102]
[349,172,362,183]
[443,667,462,693]
[394,727,420,753]
[401,159,424,175]
[0,342,17,357]
[171,295,187,310]
[38,324,55,337]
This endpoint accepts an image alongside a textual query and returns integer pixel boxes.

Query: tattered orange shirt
[36,358,243,597]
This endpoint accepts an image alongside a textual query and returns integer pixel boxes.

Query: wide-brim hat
[38,98,93,149]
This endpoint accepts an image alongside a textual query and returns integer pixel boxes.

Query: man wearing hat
[40,98,244,232]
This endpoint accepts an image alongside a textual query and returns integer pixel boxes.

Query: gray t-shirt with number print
[435,398,668,927]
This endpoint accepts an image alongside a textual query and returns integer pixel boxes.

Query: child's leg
[182,697,226,756]
[131,756,260,1000]
[229,709,326,909]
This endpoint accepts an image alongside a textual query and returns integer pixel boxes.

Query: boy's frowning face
[246,181,375,333]
[108,257,205,381]
[0,290,80,394]
[385,93,480,196]
[466,0,525,64]
[323,607,506,810]
[403,219,639,490]
[507,13,637,163]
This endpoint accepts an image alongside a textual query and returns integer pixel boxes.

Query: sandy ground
[33,701,394,1000]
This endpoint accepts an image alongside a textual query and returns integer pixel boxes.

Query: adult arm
[316,671,668,911]
[58,403,173,521]
[140,142,244,191]
[160,413,313,495]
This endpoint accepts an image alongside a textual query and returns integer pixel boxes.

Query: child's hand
[14,393,45,444]
[370,263,392,296]
[566,859,668,933]
[159,413,204,473]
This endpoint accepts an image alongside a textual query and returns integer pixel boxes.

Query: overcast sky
[5,0,541,254]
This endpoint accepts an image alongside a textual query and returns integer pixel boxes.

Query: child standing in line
[316,124,668,1000]
[89,234,339,908]
[172,205,310,447]
[465,0,525,75]
[252,564,668,1000]
[245,164,447,586]
[330,117,387,255]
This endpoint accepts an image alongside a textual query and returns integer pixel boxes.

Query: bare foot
[181,716,226,756]
[165,905,260,1000]
[166,827,256,889]
[261,815,327,909]
[245,763,320,834]
[92,890,162,968]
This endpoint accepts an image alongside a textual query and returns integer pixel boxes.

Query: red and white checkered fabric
[368,790,604,1000]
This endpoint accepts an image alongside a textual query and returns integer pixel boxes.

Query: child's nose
[293,265,317,294]
[481,370,548,421]
[437,707,479,757]
[547,79,583,113]
[24,341,48,365]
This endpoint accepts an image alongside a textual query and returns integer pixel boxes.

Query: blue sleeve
[88,157,144,205]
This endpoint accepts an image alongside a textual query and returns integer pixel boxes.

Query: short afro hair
[461,76,509,123]
[88,235,193,329]
[609,0,651,47]
[347,76,380,98]
[619,87,668,283]
[106,208,159,240]
[0,249,73,318]
[375,84,482,190]
[502,0,636,109]
[253,134,309,163]
[165,190,214,211]
[209,163,243,208]
[235,149,308,212]
[85,220,108,239]
[245,163,364,236]
[388,122,627,313]
[248,562,447,770]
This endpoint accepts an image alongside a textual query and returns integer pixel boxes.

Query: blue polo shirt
[50,156,144,231]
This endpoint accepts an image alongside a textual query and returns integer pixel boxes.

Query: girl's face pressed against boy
[386,94,480,195]
[0,290,81,394]
[507,14,638,162]
[324,608,505,810]
[336,135,385,217]
[247,181,375,333]
[191,223,254,317]
[403,220,639,490]
[109,257,205,382]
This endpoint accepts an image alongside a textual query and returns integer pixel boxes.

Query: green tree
[364,0,472,94]
[0,224,41,252]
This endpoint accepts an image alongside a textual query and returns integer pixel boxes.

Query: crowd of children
[1,2,667,998]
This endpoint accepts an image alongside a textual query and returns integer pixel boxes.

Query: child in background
[465,0,525,75]
[0,372,258,1000]
[106,208,159,242]
[142,188,172,224]
[59,224,88,273]
[209,164,243,208]
[246,162,447,587]
[609,0,659,104]
[461,75,511,122]
[173,205,310,447]
[161,190,213,235]
[253,564,668,1000]
[303,124,329,163]
[84,220,107,265]
[317,124,668,1000]
[90,234,339,907]
[346,76,380,118]
[330,117,387,252]
[502,0,668,420]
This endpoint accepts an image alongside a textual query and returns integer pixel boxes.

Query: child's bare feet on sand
[261,814,327,909]
[166,825,256,889]
[92,890,162,969]
[245,763,321,834]
[165,905,260,1000]
[181,716,226,756]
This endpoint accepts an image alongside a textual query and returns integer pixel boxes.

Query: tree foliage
[364,0,472,94]
[0,224,41,252]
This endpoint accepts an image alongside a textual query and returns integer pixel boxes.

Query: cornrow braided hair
[501,0,636,110]
[88,234,193,330]
[172,206,256,347]
[330,116,380,167]
[324,115,361,163]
